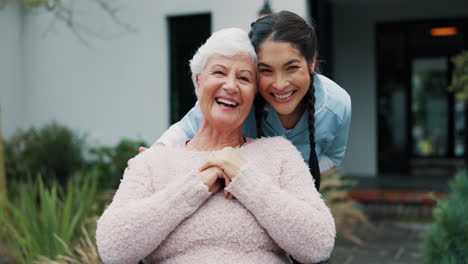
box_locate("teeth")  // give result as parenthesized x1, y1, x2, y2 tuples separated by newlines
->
(273, 91, 293, 99)
(216, 98, 238, 106)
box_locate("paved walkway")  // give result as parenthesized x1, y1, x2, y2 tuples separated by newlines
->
(330, 220, 431, 264)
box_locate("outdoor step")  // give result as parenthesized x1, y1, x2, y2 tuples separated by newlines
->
(348, 189, 447, 218)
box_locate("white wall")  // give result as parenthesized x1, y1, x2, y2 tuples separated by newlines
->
(0, 3, 23, 138)
(6, 0, 468, 176)
(16, 0, 306, 146)
(334, 0, 468, 176)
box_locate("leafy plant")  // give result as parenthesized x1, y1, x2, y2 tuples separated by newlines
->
(89, 138, 147, 189)
(449, 51, 468, 101)
(0, 108, 6, 198)
(0, 0, 136, 45)
(35, 226, 102, 264)
(4, 122, 86, 187)
(422, 170, 468, 264)
(0, 171, 99, 264)
(320, 167, 372, 245)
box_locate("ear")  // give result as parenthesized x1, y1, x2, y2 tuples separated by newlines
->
(194, 75, 201, 97)
(309, 54, 317, 75)
(195, 74, 201, 90)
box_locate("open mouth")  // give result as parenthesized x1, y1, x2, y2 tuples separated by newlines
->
(215, 97, 239, 108)
(272, 91, 296, 100)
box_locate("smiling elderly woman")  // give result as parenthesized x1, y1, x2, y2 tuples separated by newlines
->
(96, 28, 335, 264)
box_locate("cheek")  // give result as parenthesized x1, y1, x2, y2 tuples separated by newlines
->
(257, 77, 270, 94)
(242, 85, 256, 103)
(296, 71, 311, 89)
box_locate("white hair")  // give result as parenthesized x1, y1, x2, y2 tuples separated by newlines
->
(189, 27, 257, 94)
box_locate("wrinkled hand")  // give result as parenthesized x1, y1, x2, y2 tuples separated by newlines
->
(198, 166, 230, 194)
(199, 147, 246, 178)
(199, 147, 246, 200)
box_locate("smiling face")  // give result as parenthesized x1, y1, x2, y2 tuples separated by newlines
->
(196, 54, 256, 130)
(257, 40, 315, 126)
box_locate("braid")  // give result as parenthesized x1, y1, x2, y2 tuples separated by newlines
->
(254, 94, 266, 137)
(307, 74, 321, 190)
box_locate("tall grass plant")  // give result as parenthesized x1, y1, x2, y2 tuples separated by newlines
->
(0, 172, 99, 263)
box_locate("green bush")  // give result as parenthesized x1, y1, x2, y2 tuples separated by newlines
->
(4, 122, 86, 186)
(422, 170, 468, 264)
(3, 122, 147, 191)
(89, 138, 147, 189)
(0, 171, 99, 264)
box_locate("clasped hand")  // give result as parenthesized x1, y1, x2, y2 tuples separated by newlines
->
(132, 146, 245, 200)
(198, 147, 246, 200)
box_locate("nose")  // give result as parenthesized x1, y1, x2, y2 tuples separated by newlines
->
(272, 74, 290, 91)
(222, 75, 238, 94)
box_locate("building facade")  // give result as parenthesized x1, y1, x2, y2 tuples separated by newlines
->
(1, 0, 468, 181)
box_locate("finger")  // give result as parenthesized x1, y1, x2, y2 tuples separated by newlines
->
(139, 146, 148, 153)
(224, 174, 231, 186)
(199, 161, 221, 172)
(209, 180, 222, 193)
(223, 191, 234, 200)
(223, 175, 232, 199)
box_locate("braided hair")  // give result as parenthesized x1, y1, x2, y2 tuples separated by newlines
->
(249, 11, 321, 190)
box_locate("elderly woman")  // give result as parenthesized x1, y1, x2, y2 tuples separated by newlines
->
(96, 28, 335, 264)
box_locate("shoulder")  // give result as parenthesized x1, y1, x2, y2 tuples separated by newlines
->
(316, 74, 351, 122)
(129, 145, 185, 170)
(246, 136, 301, 158)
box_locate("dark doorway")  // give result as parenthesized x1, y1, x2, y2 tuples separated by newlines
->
(168, 14, 211, 124)
(377, 17, 468, 177)
(308, 0, 334, 77)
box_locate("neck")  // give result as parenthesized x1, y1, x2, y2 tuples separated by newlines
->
(278, 103, 306, 130)
(187, 120, 245, 151)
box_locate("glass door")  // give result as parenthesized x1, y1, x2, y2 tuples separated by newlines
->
(411, 57, 449, 157)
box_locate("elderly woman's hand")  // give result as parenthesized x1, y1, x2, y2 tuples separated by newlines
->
(199, 147, 246, 180)
(198, 166, 229, 193)
(199, 147, 246, 200)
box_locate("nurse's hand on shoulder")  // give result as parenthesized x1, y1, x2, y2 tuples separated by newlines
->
(126, 144, 161, 168)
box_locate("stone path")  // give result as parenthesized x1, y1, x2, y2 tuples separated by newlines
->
(329, 220, 431, 264)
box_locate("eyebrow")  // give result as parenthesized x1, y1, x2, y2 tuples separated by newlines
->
(211, 64, 227, 70)
(284, 59, 301, 66)
(258, 59, 301, 68)
(239, 69, 254, 77)
(211, 64, 253, 77)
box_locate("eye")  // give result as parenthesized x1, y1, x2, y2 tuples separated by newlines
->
(259, 68, 272, 73)
(287, 65, 300, 71)
(238, 76, 251, 83)
(213, 70, 226, 76)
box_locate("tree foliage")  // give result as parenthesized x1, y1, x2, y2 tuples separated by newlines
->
(0, 0, 136, 45)
(422, 170, 468, 264)
(449, 51, 468, 101)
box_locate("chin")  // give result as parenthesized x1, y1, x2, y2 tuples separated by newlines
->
(269, 104, 295, 116)
(211, 117, 241, 128)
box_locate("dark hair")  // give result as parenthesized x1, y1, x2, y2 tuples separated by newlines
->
(249, 11, 321, 191)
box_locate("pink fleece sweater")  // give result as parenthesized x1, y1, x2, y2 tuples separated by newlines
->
(96, 136, 335, 264)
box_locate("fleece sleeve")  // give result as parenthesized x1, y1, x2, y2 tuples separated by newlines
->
(96, 151, 211, 264)
(225, 139, 336, 264)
